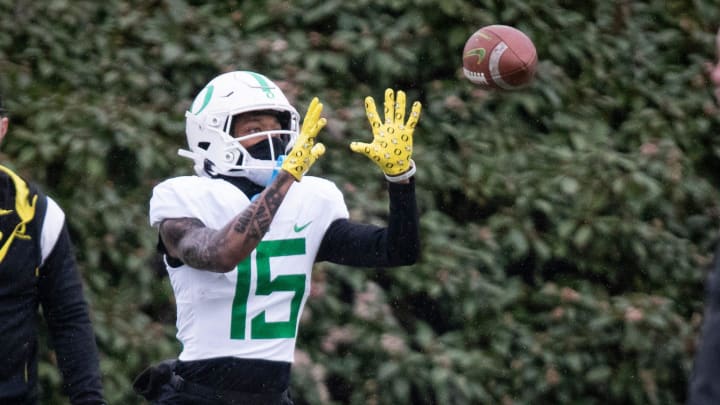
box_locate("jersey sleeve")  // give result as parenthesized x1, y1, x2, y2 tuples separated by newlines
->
(40, 197, 65, 266)
(149, 178, 195, 227)
(149, 177, 250, 229)
(314, 177, 350, 227)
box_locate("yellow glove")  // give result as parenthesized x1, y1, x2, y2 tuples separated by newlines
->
(350, 88, 422, 181)
(282, 97, 327, 181)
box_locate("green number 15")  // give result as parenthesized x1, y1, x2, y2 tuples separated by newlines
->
(230, 238, 306, 340)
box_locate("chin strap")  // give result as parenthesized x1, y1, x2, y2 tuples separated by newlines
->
(266, 155, 285, 186)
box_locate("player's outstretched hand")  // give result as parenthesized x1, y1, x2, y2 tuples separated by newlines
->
(282, 97, 327, 181)
(350, 88, 422, 181)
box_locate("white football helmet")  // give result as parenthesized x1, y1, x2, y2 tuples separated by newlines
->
(180, 71, 300, 184)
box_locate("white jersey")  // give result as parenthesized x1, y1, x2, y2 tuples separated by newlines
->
(149, 175, 349, 363)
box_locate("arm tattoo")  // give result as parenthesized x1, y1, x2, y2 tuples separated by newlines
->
(232, 173, 291, 241)
(160, 217, 224, 270)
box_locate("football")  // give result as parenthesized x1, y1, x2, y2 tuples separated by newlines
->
(462, 25, 537, 90)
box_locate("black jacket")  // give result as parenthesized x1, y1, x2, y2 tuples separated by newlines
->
(0, 164, 105, 404)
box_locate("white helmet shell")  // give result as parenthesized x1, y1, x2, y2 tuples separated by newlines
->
(181, 71, 300, 180)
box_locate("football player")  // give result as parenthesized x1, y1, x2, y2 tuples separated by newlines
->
(133, 71, 421, 404)
(0, 95, 106, 404)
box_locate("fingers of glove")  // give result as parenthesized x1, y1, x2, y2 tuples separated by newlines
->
(394, 90, 407, 125)
(311, 143, 326, 159)
(364, 96, 381, 136)
(384, 88, 395, 124)
(301, 98, 323, 135)
(305, 117, 327, 139)
(349, 141, 372, 156)
(406, 101, 422, 130)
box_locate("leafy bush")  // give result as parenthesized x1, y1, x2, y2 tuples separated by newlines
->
(1, 0, 719, 403)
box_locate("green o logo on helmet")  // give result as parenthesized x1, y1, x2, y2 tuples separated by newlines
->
(191, 85, 215, 115)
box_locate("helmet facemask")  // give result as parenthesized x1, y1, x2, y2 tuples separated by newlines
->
(227, 113, 297, 186)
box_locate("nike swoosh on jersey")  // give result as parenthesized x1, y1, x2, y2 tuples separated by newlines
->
(293, 221, 312, 232)
(0, 209, 13, 216)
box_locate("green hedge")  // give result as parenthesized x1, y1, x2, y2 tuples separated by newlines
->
(1, 0, 720, 403)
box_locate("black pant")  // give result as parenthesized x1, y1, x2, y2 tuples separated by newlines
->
(152, 375, 293, 405)
(134, 358, 293, 405)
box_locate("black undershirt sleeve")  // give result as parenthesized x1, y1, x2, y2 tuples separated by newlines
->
(315, 179, 419, 267)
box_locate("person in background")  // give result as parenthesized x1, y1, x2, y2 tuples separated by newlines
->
(0, 95, 106, 404)
(687, 27, 720, 405)
(133, 70, 422, 404)
(707, 28, 720, 106)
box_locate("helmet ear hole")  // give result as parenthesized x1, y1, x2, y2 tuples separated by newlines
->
(198, 142, 210, 150)
(203, 159, 216, 176)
